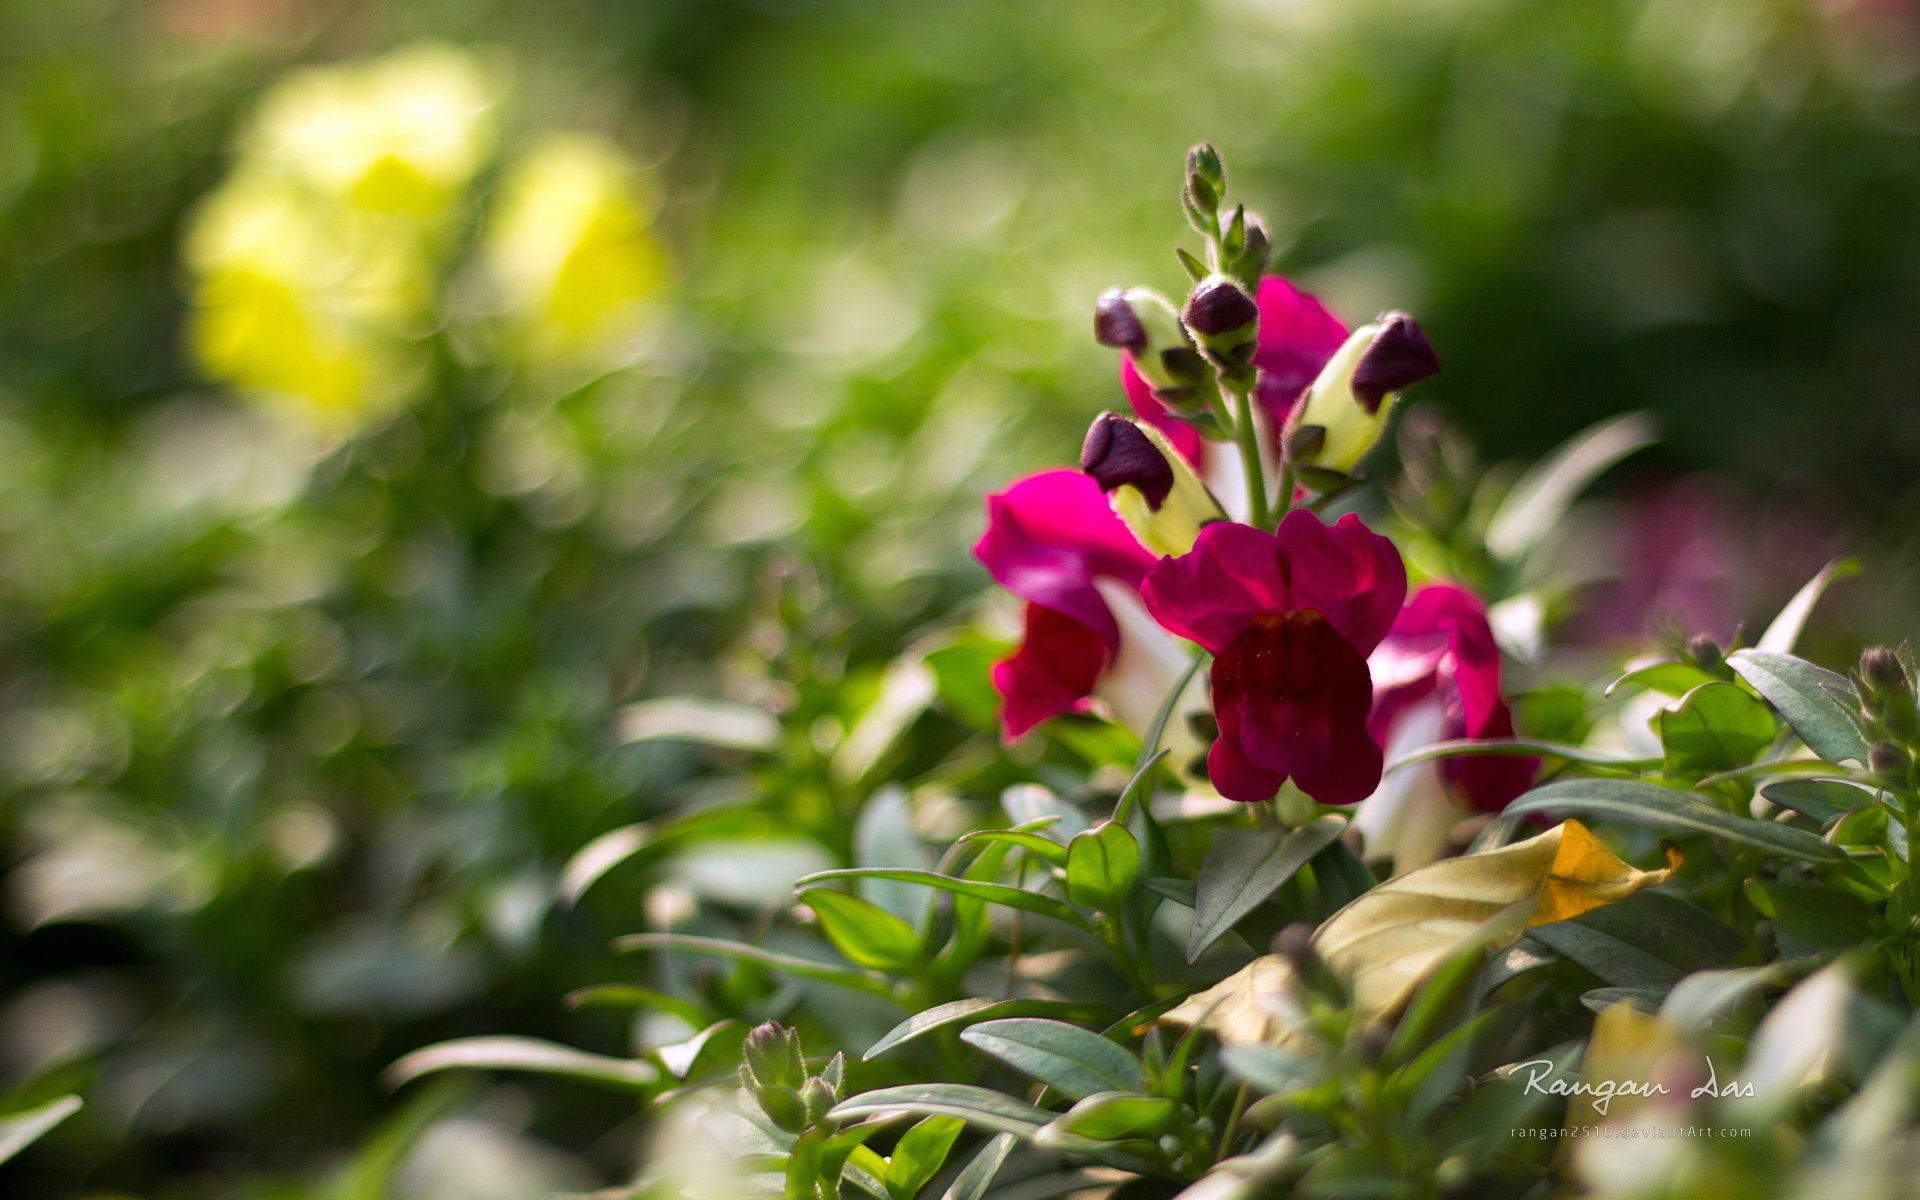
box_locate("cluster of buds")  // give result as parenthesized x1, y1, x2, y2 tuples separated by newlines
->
(1857, 646, 1920, 789)
(741, 1021, 841, 1135)
(1094, 142, 1442, 511)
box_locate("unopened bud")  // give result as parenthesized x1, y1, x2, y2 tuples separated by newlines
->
(1869, 741, 1909, 777)
(1351, 314, 1440, 414)
(1093, 290, 1148, 352)
(1285, 313, 1439, 474)
(743, 1021, 806, 1092)
(799, 1076, 837, 1128)
(1228, 212, 1272, 292)
(1861, 647, 1906, 698)
(746, 1078, 809, 1133)
(1185, 142, 1225, 226)
(1081, 412, 1224, 556)
(1097, 287, 1207, 407)
(1183, 275, 1259, 370)
(1274, 921, 1343, 1003)
(1685, 634, 1723, 672)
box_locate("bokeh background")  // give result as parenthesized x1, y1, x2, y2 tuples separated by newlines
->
(4, 0, 1920, 1194)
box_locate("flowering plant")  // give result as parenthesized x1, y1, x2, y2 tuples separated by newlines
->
(385, 146, 1920, 1200)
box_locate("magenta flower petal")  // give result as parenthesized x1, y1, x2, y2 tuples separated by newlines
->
(993, 603, 1110, 739)
(1210, 611, 1381, 805)
(1141, 515, 1405, 805)
(1251, 276, 1350, 427)
(975, 470, 1158, 645)
(1368, 583, 1536, 812)
(1139, 512, 1405, 656)
(1120, 357, 1207, 465)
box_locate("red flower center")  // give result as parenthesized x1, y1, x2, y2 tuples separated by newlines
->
(1218, 610, 1345, 701)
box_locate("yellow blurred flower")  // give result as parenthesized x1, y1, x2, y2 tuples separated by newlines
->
(243, 43, 497, 217)
(183, 44, 497, 432)
(482, 132, 666, 362)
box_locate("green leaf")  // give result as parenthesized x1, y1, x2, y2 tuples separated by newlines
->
(799, 868, 1092, 931)
(1656, 681, 1777, 773)
(1749, 878, 1879, 958)
(1001, 785, 1089, 844)
(1220, 1045, 1316, 1094)
(1485, 411, 1657, 563)
(0, 1095, 81, 1167)
(856, 786, 935, 928)
(1036, 1091, 1177, 1142)
(385, 1036, 657, 1092)
(957, 828, 1068, 867)
(1064, 821, 1140, 912)
(652, 1019, 741, 1080)
(801, 888, 926, 972)
(1387, 738, 1657, 774)
(863, 998, 1118, 1061)
(1504, 779, 1842, 863)
(1606, 660, 1718, 699)
(1757, 557, 1857, 654)
(1526, 890, 1744, 991)
(618, 933, 901, 1003)
(940, 1132, 1015, 1200)
(829, 1084, 1051, 1136)
(1187, 816, 1344, 962)
(1727, 649, 1869, 766)
(1761, 778, 1872, 828)
(884, 1115, 965, 1200)
(960, 1018, 1147, 1100)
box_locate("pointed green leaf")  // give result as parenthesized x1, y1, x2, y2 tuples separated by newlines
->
(0, 1095, 81, 1166)
(385, 1036, 657, 1092)
(799, 868, 1091, 931)
(1728, 650, 1868, 766)
(864, 998, 1118, 1061)
(1036, 1091, 1177, 1142)
(959, 1018, 1146, 1100)
(801, 888, 926, 972)
(884, 1116, 965, 1200)
(1187, 816, 1343, 962)
(1065, 821, 1140, 912)
(1504, 779, 1842, 863)
(1656, 681, 1777, 773)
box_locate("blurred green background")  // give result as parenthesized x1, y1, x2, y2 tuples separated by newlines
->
(4, 0, 1920, 1194)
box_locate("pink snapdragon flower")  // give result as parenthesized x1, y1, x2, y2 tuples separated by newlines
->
(1121, 276, 1349, 468)
(1139, 512, 1406, 805)
(1352, 583, 1537, 870)
(974, 470, 1190, 740)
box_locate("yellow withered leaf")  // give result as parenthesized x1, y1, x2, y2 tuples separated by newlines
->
(1160, 955, 1302, 1047)
(1167, 821, 1677, 1043)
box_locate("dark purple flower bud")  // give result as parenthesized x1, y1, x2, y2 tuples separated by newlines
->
(1861, 647, 1907, 697)
(1093, 289, 1148, 351)
(1351, 313, 1440, 414)
(1081, 412, 1175, 509)
(1183, 276, 1259, 338)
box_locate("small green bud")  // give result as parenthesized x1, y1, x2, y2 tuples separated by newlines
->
(1861, 646, 1907, 698)
(747, 1077, 810, 1133)
(799, 1076, 837, 1128)
(742, 1020, 806, 1092)
(1185, 142, 1225, 229)
(1228, 212, 1271, 292)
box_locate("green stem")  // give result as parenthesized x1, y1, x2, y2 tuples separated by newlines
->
(1229, 381, 1271, 530)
